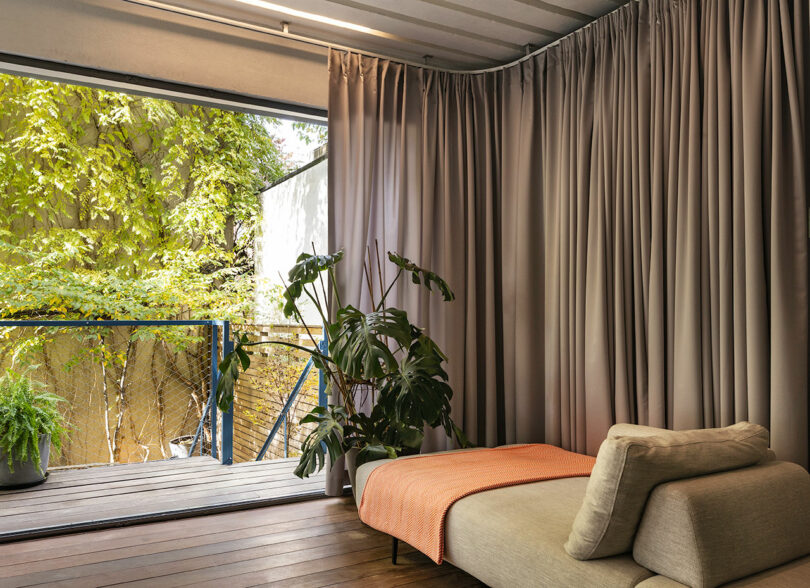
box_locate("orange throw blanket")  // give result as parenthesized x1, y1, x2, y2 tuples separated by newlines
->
(358, 444, 596, 564)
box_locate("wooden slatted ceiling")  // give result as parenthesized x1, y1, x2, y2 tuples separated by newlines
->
(173, 0, 631, 69)
(0, 497, 484, 586)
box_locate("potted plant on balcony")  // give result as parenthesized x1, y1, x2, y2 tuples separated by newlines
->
(0, 371, 67, 488)
(216, 248, 468, 486)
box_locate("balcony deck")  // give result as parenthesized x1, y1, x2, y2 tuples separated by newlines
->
(0, 456, 325, 542)
(0, 496, 482, 587)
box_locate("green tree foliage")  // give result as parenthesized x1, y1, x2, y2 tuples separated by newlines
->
(0, 74, 311, 464)
(0, 73, 289, 320)
(292, 121, 328, 148)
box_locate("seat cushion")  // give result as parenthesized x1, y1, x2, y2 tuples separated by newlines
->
(636, 556, 810, 587)
(355, 452, 652, 588)
(633, 461, 810, 588)
(443, 478, 653, 588)
(354, 457, 391, 508)
(565, 421, 770, 560)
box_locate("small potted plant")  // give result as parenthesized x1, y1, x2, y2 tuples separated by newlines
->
(0, 371, 67, 488)
(217, 248, 469, 488)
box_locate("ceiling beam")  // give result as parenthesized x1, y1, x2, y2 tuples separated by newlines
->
(322, 0, 525, 52)
(414, 0, 558, 39)
(511, 0, 593, 22)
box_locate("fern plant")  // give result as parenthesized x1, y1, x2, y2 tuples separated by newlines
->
(0, 371, 67, 474)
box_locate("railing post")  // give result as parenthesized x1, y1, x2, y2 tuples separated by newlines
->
(318, 330, 328, 408)
(221, 320, 234, 465)
(283, 414, 288, 458)
(255, 357, 313, 461)
(210, 323, 218, 459)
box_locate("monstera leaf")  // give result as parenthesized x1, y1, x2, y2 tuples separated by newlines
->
(216, 333, 251, 411)
(377, 335, 453, 430)
(282, 250, 344, 318)
(294, 405, 348, 479)
(343, 408, 422, 467)
(387, 252, 455, 302)
(328, 306, 413, 379)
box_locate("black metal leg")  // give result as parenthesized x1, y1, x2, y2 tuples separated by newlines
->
(391, 536, 399, 565)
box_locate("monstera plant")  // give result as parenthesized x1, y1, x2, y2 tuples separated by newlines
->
(216, 248, 467, 478)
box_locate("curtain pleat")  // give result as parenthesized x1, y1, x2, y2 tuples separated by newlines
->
(327, 0, 809, 495)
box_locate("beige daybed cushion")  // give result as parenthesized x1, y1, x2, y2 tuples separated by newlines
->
(565, 422, 770, 560)
(633, 461, 810, 588)
(355, 452, 653, 588)
(636, 555, 810, 587)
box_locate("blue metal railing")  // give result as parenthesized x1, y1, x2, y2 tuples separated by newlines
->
(0, 319, 233, 465)
(1, 319, 331, 466)
(221, 322, 235, 464)
(256, 335, 328, 461)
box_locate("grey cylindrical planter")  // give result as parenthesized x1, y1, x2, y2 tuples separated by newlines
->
(0, 434, 50, 489)
(345, 447, 359, 495)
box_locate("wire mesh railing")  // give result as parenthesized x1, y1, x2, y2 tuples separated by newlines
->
(231, 324, 324, 463)
(0, 320, 226, 467)
(0, 319, 328, 470)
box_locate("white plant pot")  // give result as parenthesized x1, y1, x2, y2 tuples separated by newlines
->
(169, 435, 195, 458)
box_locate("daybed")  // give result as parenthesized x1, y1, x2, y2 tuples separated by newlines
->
(354, 423, 810, 588)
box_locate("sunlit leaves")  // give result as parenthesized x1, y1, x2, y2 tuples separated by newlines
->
(0, 73, 294, 322)
(282, 251, 344, 318)
(215, 333, 251, 411)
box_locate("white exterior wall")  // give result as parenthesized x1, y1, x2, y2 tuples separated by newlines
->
(255, 158, 328, 324)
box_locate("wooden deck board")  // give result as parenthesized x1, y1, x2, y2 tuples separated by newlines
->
(0, 497, 482, 587)
(0, 457, 325, 542)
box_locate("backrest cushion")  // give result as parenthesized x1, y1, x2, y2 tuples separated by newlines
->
(564, 421, 770, 560)
(633, 461, 810, 588)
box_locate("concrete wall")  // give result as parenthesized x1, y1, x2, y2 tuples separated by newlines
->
(0, 0, 328, 111)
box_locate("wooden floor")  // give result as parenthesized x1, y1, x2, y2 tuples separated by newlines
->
(0, 496, 483, 587)
(0, 457, 325, 542)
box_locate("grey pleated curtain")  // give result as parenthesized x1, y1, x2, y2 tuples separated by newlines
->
(326, 0, 809, 497)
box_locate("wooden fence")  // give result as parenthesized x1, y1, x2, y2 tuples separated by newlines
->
(231, 324, 322, 463)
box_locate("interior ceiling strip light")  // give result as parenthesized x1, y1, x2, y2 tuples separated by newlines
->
(232, 0, 390, 38)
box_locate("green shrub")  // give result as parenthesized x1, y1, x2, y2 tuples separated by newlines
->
(0, 371, 67, 473)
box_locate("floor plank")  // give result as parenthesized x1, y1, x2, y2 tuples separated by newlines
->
(0, 457, 325, 542)
(0, 497, 483, 588)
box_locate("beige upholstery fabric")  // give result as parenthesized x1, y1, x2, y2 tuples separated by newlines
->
(607, 424, 673, 438)
(633, 462, 810, 588)
(565, 422, 770, 560)
(354, 458, 389, 508)
(610, 424, 777, 464)
(722, 556, 810, 587)
(636, 577, 689, 588)
(355, 453, 651, 587)
(637, 557, 810, 587)
(443, 478, 652, 588)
